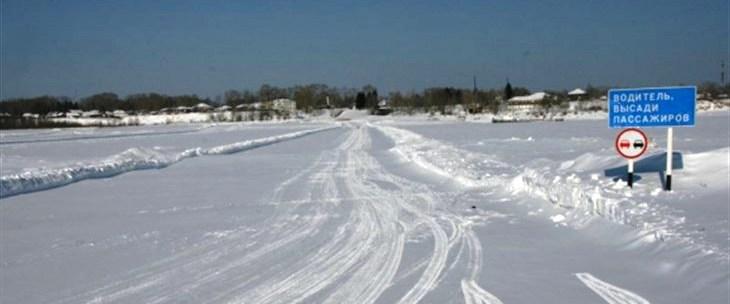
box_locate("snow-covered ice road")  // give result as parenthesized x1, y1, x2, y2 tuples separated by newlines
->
(1, 122, 727, 303)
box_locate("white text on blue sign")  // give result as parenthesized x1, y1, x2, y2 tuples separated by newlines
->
(608, 86, 696, 128)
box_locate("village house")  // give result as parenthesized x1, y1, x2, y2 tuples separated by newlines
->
(215, 105, 231, 112)
(82, 110, 102, 118)
(66, 109, 83, 118)
(176, 106, 193, 113)
(506, 92, 548, 113)
(271, 98, 296, 115)
(568, 88, 586, 101)
(375, 99, 392, 115)
(567, 88, 586, 112)
(194, 103, 212, 112)
(579, 98, 608, 111)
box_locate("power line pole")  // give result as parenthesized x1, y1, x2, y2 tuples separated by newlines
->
(473, 75, 477, 93)
(722, 61, 726, 85)
(473, 75, 478, 113)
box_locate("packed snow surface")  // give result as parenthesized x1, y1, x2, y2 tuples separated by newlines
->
(1, 112, 728, 303)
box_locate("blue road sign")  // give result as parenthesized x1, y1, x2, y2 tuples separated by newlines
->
(608, 86, 696, 128)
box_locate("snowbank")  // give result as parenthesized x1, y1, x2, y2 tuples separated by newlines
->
(374, 124, 512, 187)
(375, 123, 729, 261)
(509, 148, 730, 260)
(335, 110, 369, 121)
(49, 112, 306, 127)
(0, 125, 339, 198)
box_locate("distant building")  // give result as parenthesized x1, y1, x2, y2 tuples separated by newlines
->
(82, 110, 102, 118)
(443, 104, 466, 115)
(67, 110, 82, 118)
(272, 98, 296, 114)
(46, 112, 65, 118)
(195, 103, 213, 112)
(375, 99, 392, 115)
(578, 99, 607, 111)
(112, 110, 128, 118)
(176, 106, 193, 113)
(568, 88, 586, 101)
(216, 105, 231, 112)
(507, 92, 548, 113)
(234, 104, 250, 111)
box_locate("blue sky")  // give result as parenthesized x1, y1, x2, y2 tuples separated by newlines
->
(1, 0, 728, 99)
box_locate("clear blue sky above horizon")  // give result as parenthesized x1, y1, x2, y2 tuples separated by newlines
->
(1, 0, 728, 100)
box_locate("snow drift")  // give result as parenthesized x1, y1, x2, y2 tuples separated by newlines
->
(374, 124, 512, 187)
(0, 125, 338, 198)
(375, 123, 729, 261)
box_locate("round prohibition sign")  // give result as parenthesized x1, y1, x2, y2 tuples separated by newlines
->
(615, 128, 648, 159)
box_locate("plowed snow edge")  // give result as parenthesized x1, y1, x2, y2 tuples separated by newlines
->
(0, 125, 339, 199)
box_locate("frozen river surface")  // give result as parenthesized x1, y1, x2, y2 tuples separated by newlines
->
(1, 114, 728, 303)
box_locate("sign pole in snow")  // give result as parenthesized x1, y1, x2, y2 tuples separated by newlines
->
(627, 158, 634, 188)
(666, 127, 673, 191)
(609, 86, 696, 191)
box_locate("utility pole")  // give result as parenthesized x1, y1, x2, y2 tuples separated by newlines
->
(722, 61, 726, 85)
(471, 75, 478, 115)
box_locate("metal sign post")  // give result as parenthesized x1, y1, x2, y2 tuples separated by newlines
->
(627, 158, 635, 188)
(666, 127, 673, 190)
(608, 86, 696, 191)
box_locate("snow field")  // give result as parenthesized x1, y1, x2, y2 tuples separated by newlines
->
(1, 113, 727, 303)
(37, 123, 505, 303)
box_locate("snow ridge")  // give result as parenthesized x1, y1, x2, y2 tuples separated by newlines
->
(374, 124, 511, 188)
(508, 150, 729, 261)
(375, 124, 728, 261)
(0, 126, 208, 145)
(0, 125, 338, 198)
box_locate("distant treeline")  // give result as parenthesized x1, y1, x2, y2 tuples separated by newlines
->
(2, 82, 728, 117)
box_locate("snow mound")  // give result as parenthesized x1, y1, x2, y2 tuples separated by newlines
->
(376, 123, 729, 261)
(510, 148, 730, 260)
(374, 124, 512, 187)
(336, 110, 369, 121)
(0, 125, 338, 198)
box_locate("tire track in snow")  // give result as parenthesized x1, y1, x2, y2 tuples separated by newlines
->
(218, 124, 367, 303)
(141, 128, 357, 304)
(461, 279, 504, 304)
(348, 131, 450, 304)
(323, 126, 407, 304)
(459, 221, 503, 304)
(51, 129, 350, 304)
(142, 131, 353, 303)
(326, 124, 501, 304)
(229, 124, 406, 304)
(371, 123, 505, 303)
(52, 123, 506, 303)
(576, 273, 651, 304)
